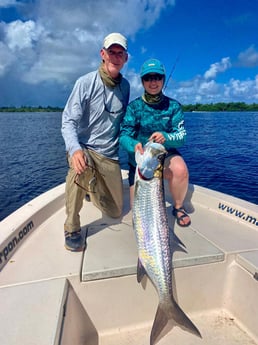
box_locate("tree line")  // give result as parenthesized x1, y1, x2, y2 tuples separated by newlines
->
(0, 106, 63, 112)
(182, 102, 258, 112)
(1, 102, 258, 112)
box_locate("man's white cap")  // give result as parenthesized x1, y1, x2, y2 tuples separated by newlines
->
(103, 33, 127, 51)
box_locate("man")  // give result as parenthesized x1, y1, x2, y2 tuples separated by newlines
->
(61, 33, 130, 251)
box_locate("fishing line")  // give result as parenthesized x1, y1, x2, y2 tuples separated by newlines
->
(164, 54, 180, 91)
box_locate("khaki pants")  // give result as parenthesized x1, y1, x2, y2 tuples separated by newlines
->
(64, 149, 123, 232)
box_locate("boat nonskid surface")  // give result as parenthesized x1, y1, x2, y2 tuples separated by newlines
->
(0, 171, 258, 344)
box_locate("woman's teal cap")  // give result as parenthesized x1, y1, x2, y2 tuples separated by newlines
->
(140, 59, 166, 77)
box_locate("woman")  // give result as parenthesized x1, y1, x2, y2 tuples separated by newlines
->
(120, 58, 191, 227)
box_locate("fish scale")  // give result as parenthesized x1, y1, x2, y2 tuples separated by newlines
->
(132, 141, 201, 345)
(134, 171, 172, 302)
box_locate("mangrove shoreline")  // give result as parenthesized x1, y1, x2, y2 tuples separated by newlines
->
(1, 102, 258, 113)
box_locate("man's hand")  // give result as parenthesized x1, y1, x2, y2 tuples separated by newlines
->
(72, 149, 87, 174)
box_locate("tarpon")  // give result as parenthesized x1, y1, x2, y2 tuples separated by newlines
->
(132, 141, 201, 344)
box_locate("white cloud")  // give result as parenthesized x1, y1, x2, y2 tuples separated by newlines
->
(172, 55, 256, 103)
(0, 0, 18, 7)
(199, 80, 218, 94)
(168, 70, 258, 105)
(204, 57, 232, 80)
(237, 45, 258, 67)
(255, 75, 258, 92)
(35, 0, 175, 37)
(5, 20, 44, 51)
(0, 0, 257, 106)
(227, 77, 258, 100)
(0, 0, 177, 105)
(0, 0, 176, 86)
(127, 70, 144, 99)
(0, 42, 15, 76)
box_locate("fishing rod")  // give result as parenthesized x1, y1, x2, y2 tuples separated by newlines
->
(164, 54, 180, 91)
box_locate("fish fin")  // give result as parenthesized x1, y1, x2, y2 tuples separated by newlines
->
(137, 258, 146, 283)
(150, 301, 201, 345)
(172, 300, 202, 338)
(170, 231, 187, 253)
(150, 304, 169, 345)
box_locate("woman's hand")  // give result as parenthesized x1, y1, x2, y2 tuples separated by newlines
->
(149, 132, 165, 144)
(134, 142, 144, 154)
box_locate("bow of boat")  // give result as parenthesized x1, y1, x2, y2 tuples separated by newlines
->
(0, 170, 257, 345)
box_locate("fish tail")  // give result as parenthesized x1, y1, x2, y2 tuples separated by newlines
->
(150, 300, 201, 345)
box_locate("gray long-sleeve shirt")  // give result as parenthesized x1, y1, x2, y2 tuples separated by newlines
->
(61, 70, 130, 160)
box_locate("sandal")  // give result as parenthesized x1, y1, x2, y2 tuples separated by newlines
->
(172, 207, 191, 227)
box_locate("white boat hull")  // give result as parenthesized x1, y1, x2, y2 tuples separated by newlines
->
(0, 170, 258, 345)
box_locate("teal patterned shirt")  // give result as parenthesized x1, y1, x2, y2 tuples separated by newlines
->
(120, 95, 186, 166)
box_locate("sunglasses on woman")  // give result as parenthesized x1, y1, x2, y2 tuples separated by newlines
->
(142, 74, 164, 82)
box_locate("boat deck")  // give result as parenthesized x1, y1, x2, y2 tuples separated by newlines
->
(0, 174, 258, 345)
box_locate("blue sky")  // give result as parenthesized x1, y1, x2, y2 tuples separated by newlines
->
(0, 0, 258, 106)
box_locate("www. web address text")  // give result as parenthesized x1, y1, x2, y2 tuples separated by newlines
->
(218, 203, 258, 226)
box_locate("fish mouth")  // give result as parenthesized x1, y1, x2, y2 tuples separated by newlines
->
(137, 164, 161, 180)
(136, 142, 167, 180)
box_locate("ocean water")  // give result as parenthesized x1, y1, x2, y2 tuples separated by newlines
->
(0, 111, 257, 221)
